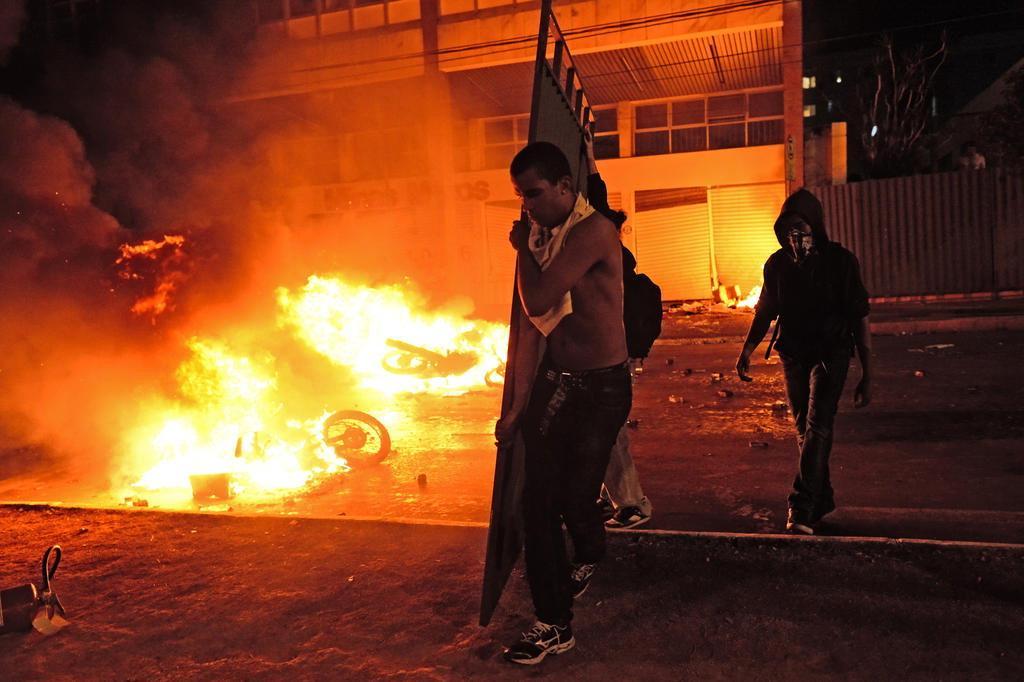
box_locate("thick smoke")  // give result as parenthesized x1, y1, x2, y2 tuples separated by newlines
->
(0, 94, 129, 490)
(0, 1, 281, 492)
(0, 1, 478, 499)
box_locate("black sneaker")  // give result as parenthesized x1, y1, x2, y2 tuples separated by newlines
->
(605, 505, 651, 529)
(570, 562, 596, 598)
(786, 508, 814, 535)
(503, 621, 575, 665)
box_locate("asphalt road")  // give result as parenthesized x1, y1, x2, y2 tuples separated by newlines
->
(1, 507, 1021, 680)
(2, 315, 1023, 545)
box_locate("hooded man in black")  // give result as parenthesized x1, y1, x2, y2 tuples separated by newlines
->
(735, 188, 872, 535)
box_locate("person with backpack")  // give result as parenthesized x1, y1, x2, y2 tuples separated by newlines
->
(584, 130, 660, 530)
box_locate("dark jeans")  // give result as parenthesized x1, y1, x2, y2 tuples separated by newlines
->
(520, 359, 632, 625)
(780, 348, 851, 521)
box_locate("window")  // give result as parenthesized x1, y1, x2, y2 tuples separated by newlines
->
(803, 104, 816, 118)
(258, 0, 413, 28)
(709, 123, 745, 150)
(290, 0, 317, 17)
(482, 114, 529, 169)
(747, 119, 784, 146)
(748, 91, 783, 118)
(746, 90, 784, 146)
(633, 89, 783, 156)
(634, 101, 705, 156)
(802, 75, 816, 89)
(592, 107, 620, 159)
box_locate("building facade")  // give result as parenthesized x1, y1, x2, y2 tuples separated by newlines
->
(235, 0, 804, 313)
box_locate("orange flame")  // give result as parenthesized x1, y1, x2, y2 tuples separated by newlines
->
(116, 234, 188, 322)
(116, 234, 186, 263)
(736, 285, 762, 309)
(121, 274, 508, 507)
(277, 275, 509, 396)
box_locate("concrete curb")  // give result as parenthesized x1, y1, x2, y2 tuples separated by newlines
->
(6, 502, 1022, 552)
(869, 314, 1024, 335)
(656, 314, 1024, 345)
(613, 526, 1024, 551)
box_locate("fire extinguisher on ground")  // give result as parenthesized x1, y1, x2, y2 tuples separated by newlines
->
(0, 545, 68, 636)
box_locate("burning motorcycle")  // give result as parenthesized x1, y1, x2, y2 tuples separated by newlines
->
(321, 409, 391, 466)
(382, 337, 504, 387)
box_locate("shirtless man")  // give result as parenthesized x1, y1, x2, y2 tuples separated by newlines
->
(496, 142, 630, 665)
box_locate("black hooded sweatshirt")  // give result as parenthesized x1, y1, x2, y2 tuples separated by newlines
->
(745, 188, 870, 362)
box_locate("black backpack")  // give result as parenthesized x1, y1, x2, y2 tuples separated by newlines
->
(623, 271, 663, 359)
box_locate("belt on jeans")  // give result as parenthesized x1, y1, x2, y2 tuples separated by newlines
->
(537, 361, 627, 435)
(542, 360, 628, 384)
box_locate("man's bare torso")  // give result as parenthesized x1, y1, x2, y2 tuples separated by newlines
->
(546, 213, 627, 370)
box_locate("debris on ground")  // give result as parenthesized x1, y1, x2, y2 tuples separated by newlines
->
(123, 496, 149, 508)
(717, 389, 734, 398)
(925, 343, 955, 350)
(711, 372, 723, 382)
(667, 301, 708, 315)
(189, 473, 232, 501)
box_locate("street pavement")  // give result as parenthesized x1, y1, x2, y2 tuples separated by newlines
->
(631, 312, 1024, 544)
(2, 298, 1023, 546)
(1, 507, 1020, 679)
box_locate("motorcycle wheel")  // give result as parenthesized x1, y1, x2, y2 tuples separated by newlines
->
(322, 410, 391, 466)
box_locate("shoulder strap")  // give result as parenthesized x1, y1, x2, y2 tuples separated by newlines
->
(764, 318, 780, 360)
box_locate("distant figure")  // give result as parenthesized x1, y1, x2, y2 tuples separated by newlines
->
(735, 189, 872, 536)
(958, 141, 986, 171)
(496, 141, 629, 665)
(583, 129, 657, 529)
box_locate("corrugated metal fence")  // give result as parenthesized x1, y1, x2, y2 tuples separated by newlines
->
(813, 169, 1024, 297)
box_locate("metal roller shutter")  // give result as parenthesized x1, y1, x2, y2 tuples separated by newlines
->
(709, 183, 786, 293)
(634, 203, 712, 301)
(484, 202, 520, 308)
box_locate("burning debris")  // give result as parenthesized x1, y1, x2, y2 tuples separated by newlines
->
(321, 410, 391, 466)
(382, 339, 479, 379)
(277, 276, 508, 396)
(189, 473, 232, 501)
(715, 284, 762, 310)
(116, 275, 507, 509)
